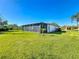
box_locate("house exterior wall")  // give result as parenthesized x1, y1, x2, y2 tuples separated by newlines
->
(23, 25, 40, 32)
(22, 23, 59, 33)
(47, 24, 58, 32)
(32, 25, 40, 32)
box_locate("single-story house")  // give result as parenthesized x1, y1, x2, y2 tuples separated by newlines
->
(22, 22, 60, 33)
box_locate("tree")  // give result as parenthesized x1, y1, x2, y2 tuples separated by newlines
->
(12, 24, 18, 30)
(51, 23, 60, 27)
(3, 20, 8, 25)
(71, 12, 79, 30)
(0, 17, 3, 25)
(8, 24, 19, 30)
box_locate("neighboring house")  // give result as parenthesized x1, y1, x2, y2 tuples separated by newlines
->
(22, 22, 60, 33)
(61, 26, 78, 31)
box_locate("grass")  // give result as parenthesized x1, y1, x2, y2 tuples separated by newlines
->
(0, 31, 79, 59)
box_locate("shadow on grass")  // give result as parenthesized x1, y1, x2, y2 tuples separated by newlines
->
(47, 31, 66, 35)
(0, 30, 13, 34)
(0, 30, 18, 35)
(0, 31, 7, 34)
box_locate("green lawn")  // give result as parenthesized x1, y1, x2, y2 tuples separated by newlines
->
(0, 31, 79, 59)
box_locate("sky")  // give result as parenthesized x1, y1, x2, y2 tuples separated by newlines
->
(0, 0, 79, 26)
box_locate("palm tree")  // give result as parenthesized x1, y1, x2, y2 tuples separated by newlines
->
(71, 13, 79, 30)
